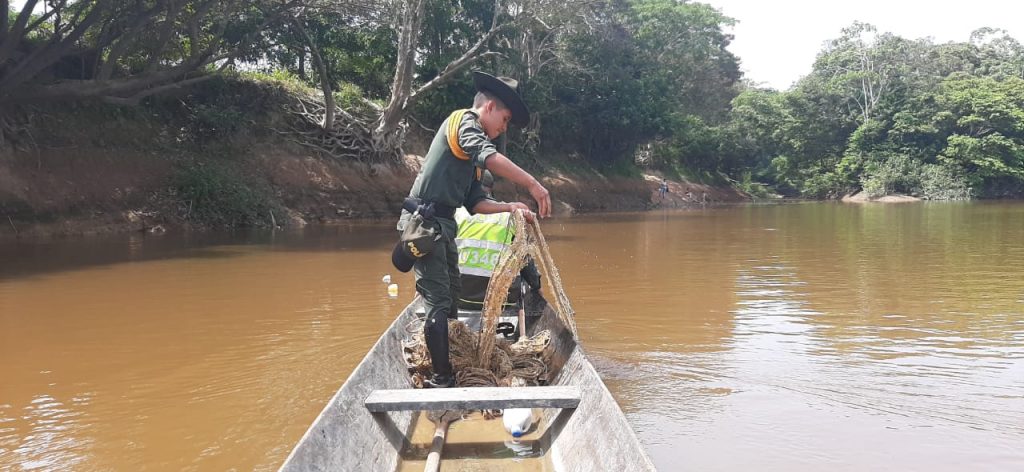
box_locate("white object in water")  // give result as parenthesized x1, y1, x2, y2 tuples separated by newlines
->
(502, 408, 534, 438)
(387, 283, 399, 298)
(382, 274, 392, 284)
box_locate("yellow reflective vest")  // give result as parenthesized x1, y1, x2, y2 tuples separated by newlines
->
(454, 207, 514, 277)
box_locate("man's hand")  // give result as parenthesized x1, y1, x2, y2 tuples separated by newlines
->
(483, 154, 552, 218)
(507, 202, 536, 223)
(528, 181, 551, 218)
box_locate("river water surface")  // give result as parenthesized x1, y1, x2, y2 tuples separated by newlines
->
(1, 202, 1023, 471)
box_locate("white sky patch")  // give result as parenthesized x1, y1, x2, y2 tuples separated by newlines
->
(700, 0, 1024, 90)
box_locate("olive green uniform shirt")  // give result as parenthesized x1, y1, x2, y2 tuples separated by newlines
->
(408, 110, 496, 213)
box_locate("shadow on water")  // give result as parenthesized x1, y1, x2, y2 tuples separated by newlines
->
(0, 219, 586, 281)
(0, 224, 398, 281)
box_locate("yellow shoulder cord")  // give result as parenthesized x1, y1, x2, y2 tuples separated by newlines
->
(446, 109, 482, 181)
(446, 109, 470, 161)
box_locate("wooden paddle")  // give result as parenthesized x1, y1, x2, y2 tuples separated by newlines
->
(424, 410, 460, 472)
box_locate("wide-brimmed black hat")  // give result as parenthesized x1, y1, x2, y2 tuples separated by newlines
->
(391, 240, 416, 273)
(472, 71, 529, 126)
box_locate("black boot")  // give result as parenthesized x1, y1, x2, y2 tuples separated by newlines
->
(423, 374, 455, 388)
(424, 309, 454, 387)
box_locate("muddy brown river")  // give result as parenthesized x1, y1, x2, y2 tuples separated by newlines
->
(1, 202, 1022, 471)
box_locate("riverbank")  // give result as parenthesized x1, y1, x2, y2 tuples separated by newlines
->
(0, 76, 748, 240)
(0, 101, 745, 240)
(841, 191, 922, 203)
(0, 146, 744, 240)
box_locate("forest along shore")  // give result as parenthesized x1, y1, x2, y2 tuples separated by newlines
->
(3, 0, 1024, 240)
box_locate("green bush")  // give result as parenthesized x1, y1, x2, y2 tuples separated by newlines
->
(801, 170, 848, 198)
(174, 161, 277, 227)
(192, 103, 244, 139)
(335, 82, 365, 109)
(919, 164, 972, 200)
(861, 154, 922, 197)
(736, 171, 773, 199)
(240, 69, 315, 96)
(800, 158, 858, 198)
(860, 154, 972, 200)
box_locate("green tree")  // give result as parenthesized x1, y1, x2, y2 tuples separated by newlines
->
(0, 0, 310, 104)
(936, 76, 1024, 192)
(971, 27, 1024, 80)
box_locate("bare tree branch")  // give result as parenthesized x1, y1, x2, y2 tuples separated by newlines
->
(376, 0, 524, 142)
(53, 0, 88, 38)
(374, 0, 426, 138)
(0, 2, 106, 91)
(103, 55, 238, 106)
(409, 50, 501, 104)
(23, 1, 57, 35)
(23, 0, 67, 38)
(0, 0, 40, 66)
(414, 3, 511, 97)
(97, 1, 169, 80)
(0, 0, 307, 103)
(142, 0, 186, 72)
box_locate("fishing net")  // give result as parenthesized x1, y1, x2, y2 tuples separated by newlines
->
(402, 212, 577, 402)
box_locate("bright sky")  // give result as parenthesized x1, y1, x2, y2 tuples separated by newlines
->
(701, 0, 1024, 90)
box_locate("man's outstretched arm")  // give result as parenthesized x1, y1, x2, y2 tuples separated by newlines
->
(471, 200, 536, 223)
(484, 153, 551, 218)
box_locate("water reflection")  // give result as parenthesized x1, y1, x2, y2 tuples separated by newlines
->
(0, 225, 411, 470)
(3, 393, 92, 470)
(553, 203, 1024, 471)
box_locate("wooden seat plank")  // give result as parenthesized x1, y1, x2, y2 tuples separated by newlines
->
(365, 386, 581, 412)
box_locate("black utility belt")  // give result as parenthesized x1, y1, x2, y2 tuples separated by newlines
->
(402, 197, 457, 220)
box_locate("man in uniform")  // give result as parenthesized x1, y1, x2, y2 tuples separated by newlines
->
(392, 71, 551, 388)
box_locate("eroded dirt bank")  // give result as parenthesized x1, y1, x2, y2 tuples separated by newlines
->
(0, 143, 746, 240)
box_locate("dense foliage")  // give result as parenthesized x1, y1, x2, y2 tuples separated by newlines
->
(723, 24, 1024, 199)
(5, 1, 1024, 198)
(2, 0, 742, 167)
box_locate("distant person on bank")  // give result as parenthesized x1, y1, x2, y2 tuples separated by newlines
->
(391, 71, 551, 389)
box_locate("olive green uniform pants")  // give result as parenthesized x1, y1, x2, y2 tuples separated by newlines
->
(414, 217, 460, 379)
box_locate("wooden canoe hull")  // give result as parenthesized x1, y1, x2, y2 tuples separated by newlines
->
(279, 296, 656, 471)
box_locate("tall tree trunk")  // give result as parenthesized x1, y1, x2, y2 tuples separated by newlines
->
(1, 1, 10, 46)
(374, 0, 511, 150)
(374, 0, 426, 143)
(293, 19, 334, 130)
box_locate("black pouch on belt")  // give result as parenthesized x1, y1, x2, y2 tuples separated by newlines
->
(391, 204, 439, 272)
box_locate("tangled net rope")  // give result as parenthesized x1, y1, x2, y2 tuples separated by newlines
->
(403, 320, 553, 385)
(402, 212, 577, 405)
